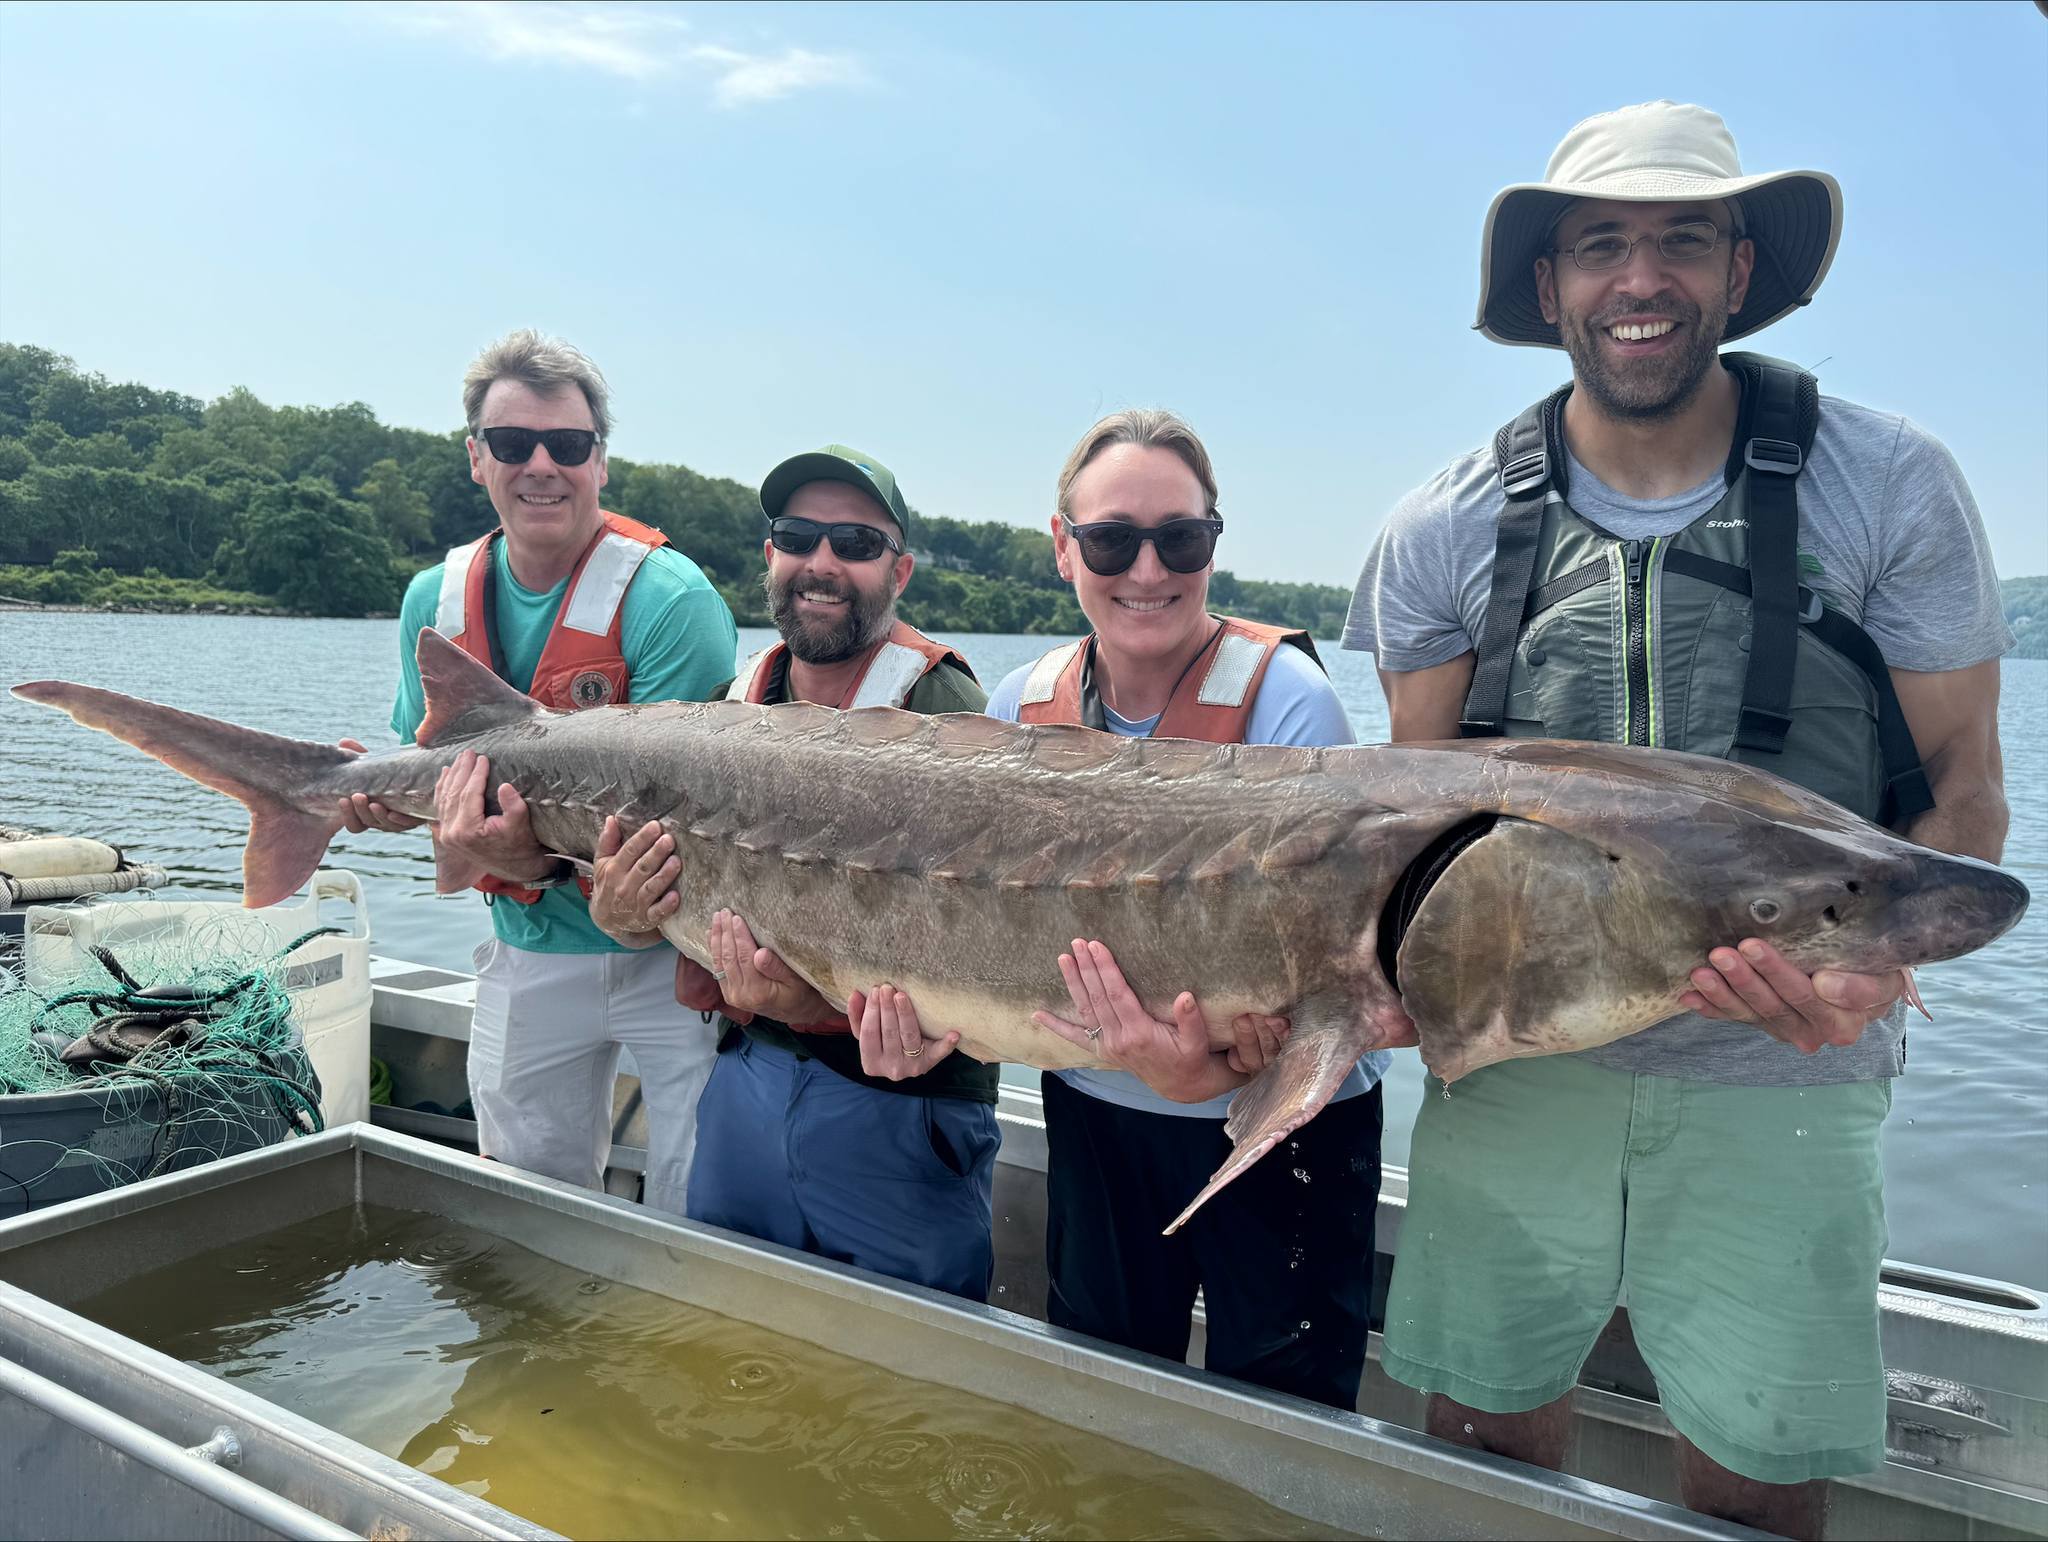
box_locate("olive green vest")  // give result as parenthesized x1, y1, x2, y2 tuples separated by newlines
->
(1496, 473, 1887, 817)
(1462, 355, 1932, 827)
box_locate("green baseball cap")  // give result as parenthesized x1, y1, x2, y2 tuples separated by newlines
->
(759, 444, 911, 539)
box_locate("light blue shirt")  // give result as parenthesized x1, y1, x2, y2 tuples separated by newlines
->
(988, 640, 1390, 1119)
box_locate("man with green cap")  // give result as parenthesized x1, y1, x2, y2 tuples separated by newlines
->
(589, 445, 1002, 1300)
(1345, 101, 2010, 1535)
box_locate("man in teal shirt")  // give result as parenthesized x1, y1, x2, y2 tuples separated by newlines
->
(349, 329, 735, 1213)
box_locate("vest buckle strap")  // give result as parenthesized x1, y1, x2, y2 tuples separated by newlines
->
(1744, 436, 1803, 475)
(1798, 585, 1823, 624)
(1735, 705, 1795, 754)
(1498, 449, 1549, 496)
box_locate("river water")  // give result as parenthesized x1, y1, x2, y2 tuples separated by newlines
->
(2, 612, 2042, 1289)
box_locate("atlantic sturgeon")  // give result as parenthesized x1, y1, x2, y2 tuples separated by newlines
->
(14, 630, 2029, 1227)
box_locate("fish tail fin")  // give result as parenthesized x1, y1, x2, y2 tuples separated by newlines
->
(1165, 996, 1376, 1235)
(11, 680, 350, 909)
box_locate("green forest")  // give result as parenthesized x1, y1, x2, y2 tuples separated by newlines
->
(4, 343, 2042, 655)
(0, 344, 1354, 636)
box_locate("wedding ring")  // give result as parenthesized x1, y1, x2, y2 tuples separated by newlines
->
(902, 1042, 924, 1059)
(1084, 1026, 1102, 1041)
(709, 969, 727, 981)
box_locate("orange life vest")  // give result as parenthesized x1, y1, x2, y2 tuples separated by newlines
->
(434, 511, 670, 902)
(1015, 616, 1318, 742)
(727, 620, 975, 708)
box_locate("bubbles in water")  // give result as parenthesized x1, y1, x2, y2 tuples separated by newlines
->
(1298, 1320, 1311, 1331)
(833, 1429, 955, 1499)
(575, 1279, 610, 1297)
(397, 1229, 498, 1272)
(715, 1349, 798, 1403)
(1795, 1128, 1807, 1137)
(1291, 1167, 1311, 1184)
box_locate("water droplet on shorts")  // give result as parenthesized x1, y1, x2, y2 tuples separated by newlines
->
(1795, 1127, 1807, 1137)
(1463, 1423, 1475, 1436)
(1298, 1320, 1312, 1331)
(1291, 1167, 1311, 1183)
(1827, 1380, 1840, 1393)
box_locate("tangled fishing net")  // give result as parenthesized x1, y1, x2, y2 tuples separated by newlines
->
(0, 906, 327, 1207)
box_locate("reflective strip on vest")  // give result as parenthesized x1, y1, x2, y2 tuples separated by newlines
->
(846, 642, 930, 709)
(1020, 642, 1081, 705)
(437, 538, 486, 639)
(727, 648, 774, 702)
(561, 532, 655, 636)
(1196, 631, 1268, 708)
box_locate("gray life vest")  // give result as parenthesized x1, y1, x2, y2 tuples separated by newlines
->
(1459, 352, 1933, 827)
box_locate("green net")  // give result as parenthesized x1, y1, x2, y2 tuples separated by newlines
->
(0, 915, 329, 1206)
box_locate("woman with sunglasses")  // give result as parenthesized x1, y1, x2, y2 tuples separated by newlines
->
(981, 409, 1389, 1412)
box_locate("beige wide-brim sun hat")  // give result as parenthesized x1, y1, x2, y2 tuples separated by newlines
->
(1476, 100, 1844, 349)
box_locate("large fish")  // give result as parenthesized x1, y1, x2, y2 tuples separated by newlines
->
(14, 631, 2028, 1227)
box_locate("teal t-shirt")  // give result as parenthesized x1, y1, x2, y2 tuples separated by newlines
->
(391, 536, 738, 953)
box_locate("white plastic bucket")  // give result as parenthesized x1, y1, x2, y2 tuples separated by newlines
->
(23, 870, 374, 1128)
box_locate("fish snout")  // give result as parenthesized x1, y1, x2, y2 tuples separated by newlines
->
(1878, 851, 2031, 969)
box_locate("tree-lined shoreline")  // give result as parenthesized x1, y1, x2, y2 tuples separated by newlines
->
(3, 343, 2042, 656)
(0, 344, 1351, 636)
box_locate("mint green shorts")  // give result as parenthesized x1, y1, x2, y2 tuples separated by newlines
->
(1382, 1055, 1891, 1485)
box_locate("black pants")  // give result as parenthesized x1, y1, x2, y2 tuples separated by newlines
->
(1041, 1072, 1381, 1411)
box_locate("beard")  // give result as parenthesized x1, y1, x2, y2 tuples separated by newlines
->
(1559, 283, 1732, 423)
(766, 569, 896, 665)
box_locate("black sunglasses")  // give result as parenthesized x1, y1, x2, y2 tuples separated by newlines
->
(479, 426, 601, 467)
(1063, 516, 1223, 576)
(768, 516, 904, 563)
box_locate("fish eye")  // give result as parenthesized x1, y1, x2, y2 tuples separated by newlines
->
(1749, 898, 1783, 925)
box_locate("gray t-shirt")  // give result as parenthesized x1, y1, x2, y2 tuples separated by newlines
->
(1344, 394, 2012, 1086)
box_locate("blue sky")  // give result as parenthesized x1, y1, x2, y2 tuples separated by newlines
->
(2, 1, 2043, 583)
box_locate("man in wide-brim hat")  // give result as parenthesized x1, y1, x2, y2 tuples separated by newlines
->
(1344, 101, 2013, 1536)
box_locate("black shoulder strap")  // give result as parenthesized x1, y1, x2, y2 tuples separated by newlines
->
(1724, 352, 1819, 756)
(1461, 387, 1569, 737)
(1804, 610, 1937, 826)
(1660, 547, 1935, 827)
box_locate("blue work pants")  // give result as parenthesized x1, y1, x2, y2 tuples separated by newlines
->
(687, 1035, 998, 1301)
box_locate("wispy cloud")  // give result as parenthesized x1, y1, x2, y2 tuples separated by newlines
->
(687, 44, 863, 108)
(379, 2, 863, 104)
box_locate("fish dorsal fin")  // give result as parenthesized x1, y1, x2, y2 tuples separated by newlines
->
(415, 628, 545, 747)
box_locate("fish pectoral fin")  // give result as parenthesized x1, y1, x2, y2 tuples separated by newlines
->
(1164, 995, 1373, 1236)
(433, 844, 492, 896)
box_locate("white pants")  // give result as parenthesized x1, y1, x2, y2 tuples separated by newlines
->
(468, 940, 717, 1214)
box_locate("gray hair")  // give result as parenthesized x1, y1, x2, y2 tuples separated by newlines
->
(462, 329, 612, 441)
(1055, 408, 1220, 520)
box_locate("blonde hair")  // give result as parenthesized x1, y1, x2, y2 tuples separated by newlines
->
(1055, 408, 1220, 520)
(462, 329, 612, 441)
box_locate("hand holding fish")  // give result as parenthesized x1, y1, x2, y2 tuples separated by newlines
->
(589, 817, 680, 946)
(709, 910, 834, 1024)
(335, 739, 423, 834)
(1681, 939, 1920, 1054)
(849, 984, 958, 1080)
(1033, 939, 1288, 1103)
(433, 750, 556, 886)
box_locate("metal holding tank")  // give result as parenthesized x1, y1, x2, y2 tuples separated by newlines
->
(0, 1125, 1770, 1541)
